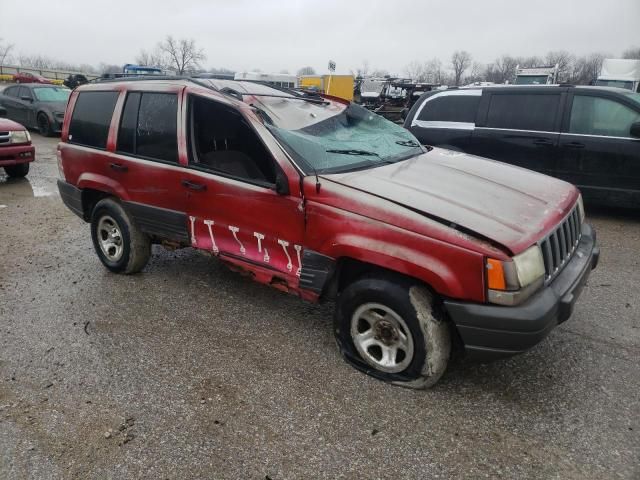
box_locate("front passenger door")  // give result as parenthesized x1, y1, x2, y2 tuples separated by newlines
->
(182, 94, 305, 287)
(559, 92, 640, 206)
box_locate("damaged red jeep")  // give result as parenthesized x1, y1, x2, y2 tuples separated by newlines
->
(57, 78, 599, 388)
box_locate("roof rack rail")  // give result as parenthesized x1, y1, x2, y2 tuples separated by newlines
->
(91, 75, 218, 92)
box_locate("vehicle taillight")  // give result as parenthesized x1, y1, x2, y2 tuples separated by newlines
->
(56, 147, 64, 179)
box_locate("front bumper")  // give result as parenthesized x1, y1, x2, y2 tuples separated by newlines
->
(445, 223, 600, 362)
(0, 144, 36, 166)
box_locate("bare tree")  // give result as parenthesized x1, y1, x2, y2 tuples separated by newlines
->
(518, 56, 543, 68)
(371, 69, 389, 77)
(623, 46, 640, 59)
(297, 66, 316, 76)
(465, 62, 485, 84)
(158, 36, 205, 75)
(424, 58, 444, 84)
(99, 63, 122, 75)
(486, 55, 519, 84)
(404, 60, 426, 82)
(451, 51, 472, 86)
(0, 38, 14, 65)
(545, 50, 574, 82)
(136, 48, 166, 68)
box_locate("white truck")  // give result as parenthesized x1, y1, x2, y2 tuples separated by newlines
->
(514, 64, 559, 85)
(595, 59, 640, 92)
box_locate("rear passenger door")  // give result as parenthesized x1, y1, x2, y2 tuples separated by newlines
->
(558, 91, 640, 206)
(407, 90, 481, 151)
(110, 90, 190, 243)
(472, 90, 564, 175)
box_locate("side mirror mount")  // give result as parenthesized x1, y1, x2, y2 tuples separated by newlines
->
(630, 121, 640, 138)
(275, 172, 290, 196)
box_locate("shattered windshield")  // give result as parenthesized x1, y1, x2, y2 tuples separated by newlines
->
(266, 103, 424, 174)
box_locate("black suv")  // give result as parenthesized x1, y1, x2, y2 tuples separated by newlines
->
(404, 85, 640, 208)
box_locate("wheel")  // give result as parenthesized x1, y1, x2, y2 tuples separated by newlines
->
(334, 275, 451, 389)
(37, 113, 52, 137)
(4, 163, 29, 178)
(90, 198, 151, 274)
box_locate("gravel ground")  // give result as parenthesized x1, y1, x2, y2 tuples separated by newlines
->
(0, 133, 638, 479)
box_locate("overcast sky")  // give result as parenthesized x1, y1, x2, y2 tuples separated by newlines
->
(1, 0, 638, 74)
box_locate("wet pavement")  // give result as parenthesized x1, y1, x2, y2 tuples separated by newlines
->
(0, 133, 639, 479)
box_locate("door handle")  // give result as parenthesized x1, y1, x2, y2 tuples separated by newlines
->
(532, 139, 553, 146)
(563, 142, 585, 149)
(181, 179, 207, 191)
(109, 162, 128, 172)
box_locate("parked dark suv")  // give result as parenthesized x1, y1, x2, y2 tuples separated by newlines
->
(404, 85, 640, 208)
(57, 78, 599, 388)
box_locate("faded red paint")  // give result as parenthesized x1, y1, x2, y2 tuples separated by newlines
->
(59, 80, 578, 305)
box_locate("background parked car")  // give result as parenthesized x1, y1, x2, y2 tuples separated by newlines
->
(0, 108, 35, 178)
(404, 85, 640, 208)
(0, 84, 70, 136)
(12, 72, 53, 84)
(63, 74, 89, 89)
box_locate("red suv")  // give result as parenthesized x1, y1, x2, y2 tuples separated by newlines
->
(57, 78, 599, 388)
(0, 111, 35, 177)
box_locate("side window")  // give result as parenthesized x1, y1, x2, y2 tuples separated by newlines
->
(5, 86, 18, 98)
(117, 92, 178, 163)
(569, 95, 640, 137)
(69, 91, 119, 149)
(18, 87, 32, 100)
(486, 94, 560, 132)
(188, 95, 276, 184)
(417, 95, 480, 123)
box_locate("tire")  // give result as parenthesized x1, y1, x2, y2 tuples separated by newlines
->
(90, 198, 151, 274)
(4, 163, 29, 178)
(37, 113, 52, 137)
(334, 275, 451, 389)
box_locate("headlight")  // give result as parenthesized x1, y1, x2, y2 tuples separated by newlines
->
(486, 245, 545, 306)
(577, 194, 585, 223)
(9, 130, 30, 144)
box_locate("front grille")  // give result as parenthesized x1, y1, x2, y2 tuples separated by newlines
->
(539, 203, 582, 284)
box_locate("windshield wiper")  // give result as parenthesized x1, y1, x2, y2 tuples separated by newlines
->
(325, 149, 380, 157)
(395, 140, 421, 147)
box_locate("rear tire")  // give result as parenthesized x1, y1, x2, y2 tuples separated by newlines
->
(90, 198, 150, 274)
(334, 274, 451, 389)
(4, 163, 29, 178)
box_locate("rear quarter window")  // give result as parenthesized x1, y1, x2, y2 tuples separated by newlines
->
(485, 93, 560, 132)
(417, 94, 480, 123)
(68, 91, 119, 149)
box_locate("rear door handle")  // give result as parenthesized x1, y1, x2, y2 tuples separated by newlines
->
(109, 162, 128, 172)
(532, 139, 553, 146)
(182, 179, 207, 191)
(563, 142, 585, 149)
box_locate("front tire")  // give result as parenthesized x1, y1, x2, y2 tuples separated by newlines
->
(37, 113, 52, 137)
(90, 198, 151, 274)
(4, 163, 29, 178)
(334, 275, 451, 389)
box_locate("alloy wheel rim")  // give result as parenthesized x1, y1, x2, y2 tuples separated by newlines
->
(97, 215, 124, 261)
(350, 302, 414, 373)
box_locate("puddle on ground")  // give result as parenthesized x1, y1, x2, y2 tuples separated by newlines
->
(0, 175, 59, 200)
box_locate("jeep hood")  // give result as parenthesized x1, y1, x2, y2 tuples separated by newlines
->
(323, 148, 578, 255)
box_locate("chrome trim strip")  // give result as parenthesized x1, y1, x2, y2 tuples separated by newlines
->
(412, 120, 475, 130)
